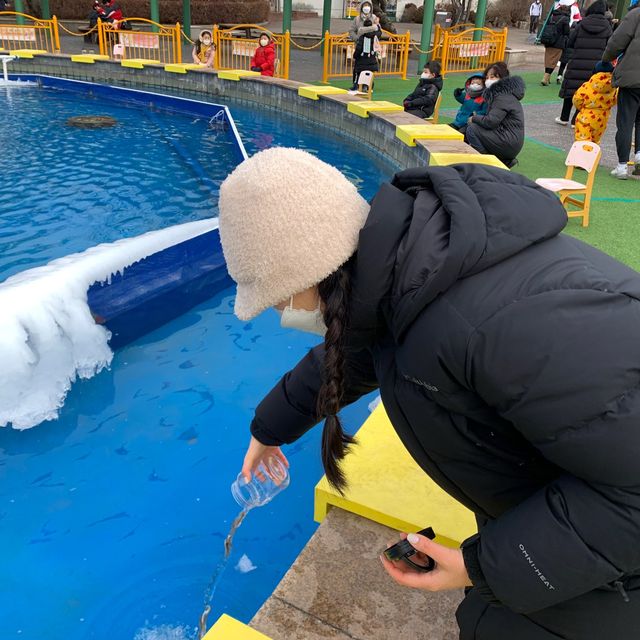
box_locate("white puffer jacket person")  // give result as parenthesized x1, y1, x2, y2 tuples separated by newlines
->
(349, 1, 380, 41)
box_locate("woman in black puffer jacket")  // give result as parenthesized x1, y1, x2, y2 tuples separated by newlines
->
(557, 0, 612, 124)
(465, 62, 525, 168)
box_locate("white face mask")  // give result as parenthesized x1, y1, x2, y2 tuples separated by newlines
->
(202, 38, 211, 46)
(421, 72, 431, 79)
(469, 82, 483, 91)
(485, 78, 499, 88)
(277, 297, 327, 337)
(362, 5, 371, 14)
(260, 39, 269, 46)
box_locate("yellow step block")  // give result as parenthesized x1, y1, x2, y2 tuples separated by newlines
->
(314, 405, 476, 548)
(9, 49, 48, 58)
(396, 123, 464, 146)
(70, 54, 110, 64)
(429, 152, 509, 170)
(121, 58, 162, 69)
(298, 85, 349, 100)
(347, 100, 404, 118)
(164, 62, 205, 74)
(203, 615, 271, 639)
(217, 69, 261, 81)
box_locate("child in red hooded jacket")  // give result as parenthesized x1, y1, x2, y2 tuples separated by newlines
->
(251, 34, 275, 77)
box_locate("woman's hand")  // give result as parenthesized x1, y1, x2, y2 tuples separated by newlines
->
(380, 531, 473, 591)
(241, 435, 289, 482)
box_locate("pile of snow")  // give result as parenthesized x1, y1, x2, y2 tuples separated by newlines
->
(0, 219, 218, 430)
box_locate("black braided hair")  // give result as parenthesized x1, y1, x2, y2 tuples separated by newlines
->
(316, 258, 356, 494)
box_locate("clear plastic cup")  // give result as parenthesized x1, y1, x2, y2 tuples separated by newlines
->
(231, 455, 289, 510)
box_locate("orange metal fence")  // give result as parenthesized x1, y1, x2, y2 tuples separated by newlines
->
(439, 27, 507, 76)
(432, 22, 476, 59)
(322, 29, 410, 83)
(213, 25, 290, 79)
(98, 18, 181, 63)
(0, 11, 60, 53)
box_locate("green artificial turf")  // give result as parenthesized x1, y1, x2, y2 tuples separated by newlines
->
(513, 139, 640, 270)
(328, 71, 563, 111)
(328, 73, 640, 271)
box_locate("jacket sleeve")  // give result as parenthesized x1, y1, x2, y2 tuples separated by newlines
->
(454, 88, 465, 104)
(602, 10, 638, 61)
(250, 344, 379, 446)
(463, 288, 640, 613)
(410, 86, 438, 109)
(471, 98, 507, 129)
(572, 82, 588, 110)
(567, 23, 578, 48)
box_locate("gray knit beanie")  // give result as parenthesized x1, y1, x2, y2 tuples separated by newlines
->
(218, 148, 370, 321)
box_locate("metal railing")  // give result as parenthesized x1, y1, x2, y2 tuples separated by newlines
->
(322, 29, 410, 84)
(0, 11, 60, 53)
(439, 27, 507, 76)
(97, 18, 181, 63)
(432, 22, 477, 59)
(213, 24, 290, 79)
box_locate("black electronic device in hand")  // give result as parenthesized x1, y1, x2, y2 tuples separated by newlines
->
(383, 527, 436, 572)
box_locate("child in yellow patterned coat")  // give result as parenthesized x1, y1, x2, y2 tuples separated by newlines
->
(572, 61, 618, 144)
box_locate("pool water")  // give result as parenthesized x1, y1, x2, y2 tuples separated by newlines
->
(0, 81, 395, 282)
(0, 290, 375, 639)
(0, 81, 392, 638)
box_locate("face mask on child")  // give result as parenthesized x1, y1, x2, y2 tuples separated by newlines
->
(469, 82, 483, 91)
(485, 78, 499, 88)
(277, 298, 327, 336)
(260, 38, 269, 46)
(362, 5, 371, 14)
(421, 72, 431, 79)
(202, 38, 211, 46)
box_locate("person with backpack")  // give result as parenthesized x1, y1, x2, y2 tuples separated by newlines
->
(349, 1, 382, 91)
(219, 146, 640, 640)
(556, 0, 612, 125)
(541, 4, 571, 85)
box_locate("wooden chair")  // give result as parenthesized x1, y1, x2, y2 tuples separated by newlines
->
(426, 92, 442, 124)
(536, 141, 602, 227)
(356, 70, 374, 98)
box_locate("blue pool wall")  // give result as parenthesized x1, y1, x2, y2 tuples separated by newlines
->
(88, 228, 230, 350)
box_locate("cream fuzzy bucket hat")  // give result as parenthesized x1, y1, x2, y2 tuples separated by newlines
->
(218, 148, 370, 321)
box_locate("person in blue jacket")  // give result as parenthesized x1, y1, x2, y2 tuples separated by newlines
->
(451, 73, 487, 131)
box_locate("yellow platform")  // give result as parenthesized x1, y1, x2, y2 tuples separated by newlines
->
(121, 58, 162, 69)
(70, 54, 110, 64)
(217, 69, 261, 81)
(9, 49, 48, 58)
(203, 615, 271, 639)
(314, 405, 476, 548)
(298, 85, 349, 100)
(396, 124, 464, 146)
(429, 152, 508, 169)
(347, 100, 404, 118)
(164, 62, 205, 74)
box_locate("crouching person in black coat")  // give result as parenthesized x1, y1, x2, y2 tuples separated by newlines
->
(403, 60, 443, 119)
(465, 61, 525, 168)
(219, 147, 640, 640)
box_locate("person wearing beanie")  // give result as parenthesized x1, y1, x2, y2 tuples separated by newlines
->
(602, 0, 640, 178)
(556, 0, 612, 125)
(572, 60, 618, 143)
(219, 147, 640, 639)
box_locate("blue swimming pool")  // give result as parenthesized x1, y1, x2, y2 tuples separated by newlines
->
(0, 77, 395, 282)
(0, 80, 391, 638)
